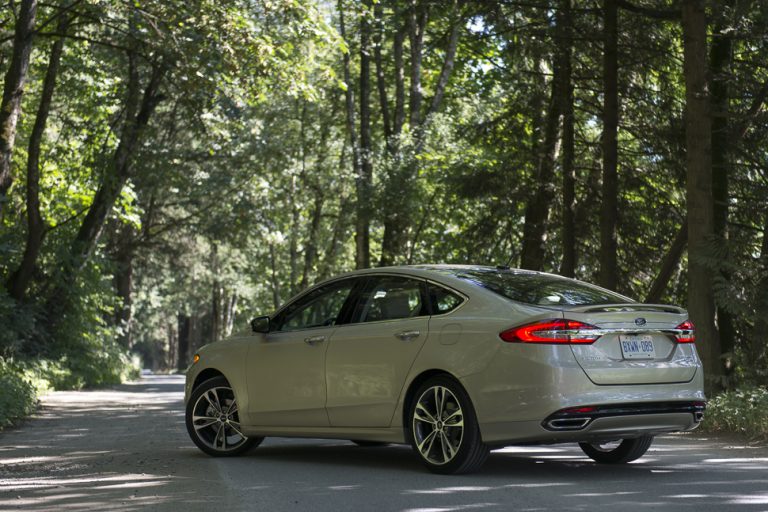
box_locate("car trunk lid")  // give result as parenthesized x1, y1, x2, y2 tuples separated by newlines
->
(561, 303, 699, 385)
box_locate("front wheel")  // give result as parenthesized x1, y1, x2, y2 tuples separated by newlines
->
(579, 436, 654, 464)
(185, 376, 263, 456)
(408, 376, 488, 474)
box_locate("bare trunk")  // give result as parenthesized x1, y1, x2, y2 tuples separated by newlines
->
(357, 0, 373, 269)
(211, 244, 221, 342)
(177, 313, 190, 371)
(0, 0, 37, 198)
(373, 0, 391, 141)
(6, 13, 68, 300)
(599, 0, 619, 291)
(710, 5, 735, 372)
(224, 293, 237, 337)
(269, 242, 281, 310)
(682, 0, 722, 391)
(300, 190, 324, 290)
(645, 221, 686, 303)
(114, 238, 134, 348)
(520, 37, 563, 271)
(407, 0, 427, 128)
(749, 210, 768, 370)
(559, 0, 576, 278)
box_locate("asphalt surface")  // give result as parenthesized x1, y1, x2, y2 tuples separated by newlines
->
(1, 374, 767, 512)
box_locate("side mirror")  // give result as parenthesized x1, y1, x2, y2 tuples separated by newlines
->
(250, 316, 271, 333)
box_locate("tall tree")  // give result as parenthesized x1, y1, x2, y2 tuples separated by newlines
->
(6, 11, 69, 301)
(0, 0, 38, 198)
(357, 0, 373, 269)
(599, 0, 619, 290)
(681, 0, 722, 390)
(558, 0, 576, 278)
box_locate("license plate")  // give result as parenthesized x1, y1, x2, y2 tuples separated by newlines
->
(619, 335, 656, 359)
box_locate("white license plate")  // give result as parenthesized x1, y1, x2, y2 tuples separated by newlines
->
(619, 335, 656, 359)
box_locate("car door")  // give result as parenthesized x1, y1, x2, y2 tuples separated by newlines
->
(246, 278, 357, 427)
(325, 275, 430, 427)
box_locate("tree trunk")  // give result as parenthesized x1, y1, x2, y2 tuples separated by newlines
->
(45, 57, 165, 321)
(749, 210, 768, 371)
(0, 0, 37, 199)
(177, 313, 190, 371)
(373, 0, 391, 142)
(300, 189, 324, 290)
(520, 30, 563, 271)
(211, 244, 221, 342)
(682, 0, 722, 391)
(407, 0, 427, 128)
(645, 221, 686, 303)
(224, 293, 237, 337)
(6, 12, 68, 300)
(380, 5, 461, 266)
(114, 241, 134, 348)
(269, 242, 281, 310)
(599, 0, 619, 291)
(558, 0, 576, 278)
(709, 3, 735, 373)
(357, 0, 373, 269)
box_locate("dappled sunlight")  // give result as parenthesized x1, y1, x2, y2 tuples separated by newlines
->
(2, 376, 768, 510)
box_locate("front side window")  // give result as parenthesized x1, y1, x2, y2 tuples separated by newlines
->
(274, 280, 354, 331)
(352, 276, 427, 323)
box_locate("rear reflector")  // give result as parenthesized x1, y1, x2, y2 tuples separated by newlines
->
(500, 319, 600, 344)
(674, 320, 695, 343)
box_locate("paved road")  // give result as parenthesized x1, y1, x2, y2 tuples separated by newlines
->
(1, 374, 767, 511)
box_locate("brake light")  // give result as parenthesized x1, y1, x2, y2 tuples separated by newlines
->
(675, 320, 695, 343)
(500, 319, 600, 344)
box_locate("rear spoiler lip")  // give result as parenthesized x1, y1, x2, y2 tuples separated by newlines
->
(557, 303, 687, 315)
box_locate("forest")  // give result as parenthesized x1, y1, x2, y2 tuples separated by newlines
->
(0, 0, 767, 429)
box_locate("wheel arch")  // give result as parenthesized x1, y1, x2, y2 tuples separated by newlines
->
(193, 368, 228, 391)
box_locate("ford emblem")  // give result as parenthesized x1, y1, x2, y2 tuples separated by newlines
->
(635, 317, 647, 326)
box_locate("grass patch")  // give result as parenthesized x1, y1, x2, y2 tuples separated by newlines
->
(699, 387, 768, 441)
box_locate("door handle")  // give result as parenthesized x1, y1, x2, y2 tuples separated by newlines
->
(395, 330, 420, 341)
(304, 335, 326, 345)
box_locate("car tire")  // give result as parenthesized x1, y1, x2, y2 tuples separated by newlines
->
(351, 440, 390, 447)
(408, 376, 488, 474)
(579, 436, 654, 464)
(185, 376, 263, 457)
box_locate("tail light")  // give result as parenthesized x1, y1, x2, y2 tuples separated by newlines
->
(674, 320, 695, 343)
(500, 319, 600, 344)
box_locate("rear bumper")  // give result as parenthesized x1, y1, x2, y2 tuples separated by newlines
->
(542, 401, 705, 431)
(460, 343, 705, 445)
(482, 412, 701, 446)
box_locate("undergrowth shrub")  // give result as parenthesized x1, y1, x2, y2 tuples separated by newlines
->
(699, 387, 768, 441)
(0, 359, 38, 429)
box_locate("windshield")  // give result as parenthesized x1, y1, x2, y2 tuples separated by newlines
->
(435, 268, 633, 306)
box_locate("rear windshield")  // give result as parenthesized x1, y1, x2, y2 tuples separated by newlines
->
(436, 268, 633, 306)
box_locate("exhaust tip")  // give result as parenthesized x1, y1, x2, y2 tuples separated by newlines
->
(546, 418, 591, 430)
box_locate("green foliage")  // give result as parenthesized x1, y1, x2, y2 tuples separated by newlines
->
(699, 387, 768, 441)
(0, 358, 38, 430)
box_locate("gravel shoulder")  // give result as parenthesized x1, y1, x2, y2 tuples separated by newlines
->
(1, 374, 767, 511)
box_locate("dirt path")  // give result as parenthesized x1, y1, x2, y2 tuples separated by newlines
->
(2, 374, 768, 511)
(0, 375, 231, 511)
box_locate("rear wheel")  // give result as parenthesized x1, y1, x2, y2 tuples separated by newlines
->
(579, 436, 653, 463)
(185, 376, 263, 456)
(408, 376, 488, 474)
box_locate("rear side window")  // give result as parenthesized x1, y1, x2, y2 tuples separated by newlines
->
(436, 269, 632, 306)
(428, 283, 464, 314)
